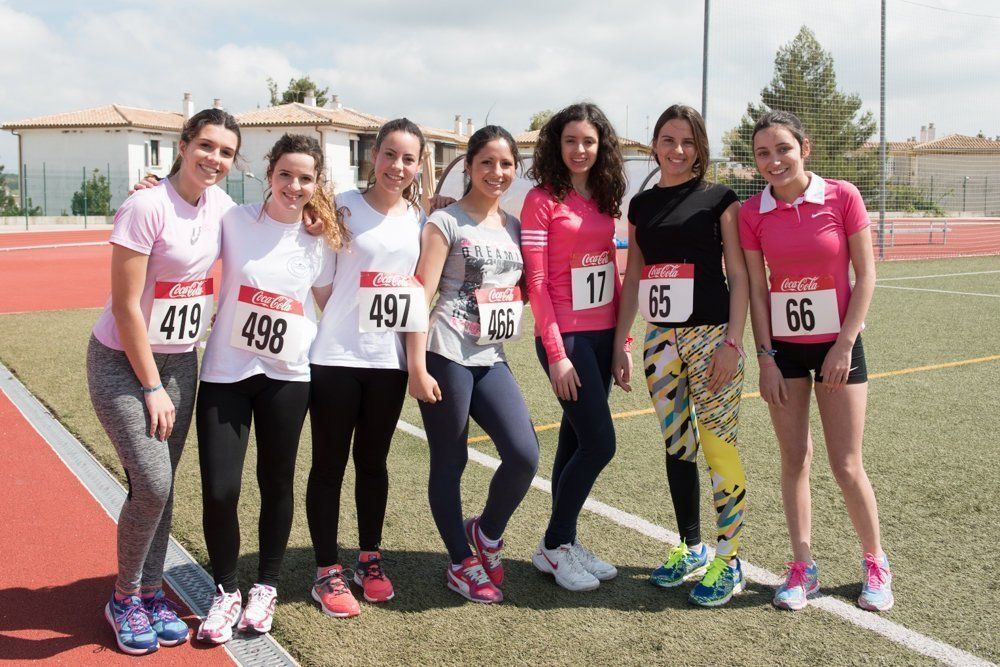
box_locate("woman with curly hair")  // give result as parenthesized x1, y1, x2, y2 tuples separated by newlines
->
(521, 102, 626, 591)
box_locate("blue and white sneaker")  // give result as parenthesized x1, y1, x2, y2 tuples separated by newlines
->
(858, 552, 894, 612)
(773, 560, 819, 611)
(142, 589, 189, 645)
(689, 557, 745, 606)
(650, 542, 709, 588)
(105, 594, 158, 655)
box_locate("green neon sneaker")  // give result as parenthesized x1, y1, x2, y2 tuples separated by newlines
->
(650, 542, 709, 588)
(689, 557, 745, 607)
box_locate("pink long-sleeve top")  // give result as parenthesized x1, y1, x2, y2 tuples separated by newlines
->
(520, 186, 620, 363)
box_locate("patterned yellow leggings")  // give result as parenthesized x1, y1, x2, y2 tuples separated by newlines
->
(644, 323, 746, 558)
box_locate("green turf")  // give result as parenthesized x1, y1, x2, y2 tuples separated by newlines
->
(1, 256, 998, 665)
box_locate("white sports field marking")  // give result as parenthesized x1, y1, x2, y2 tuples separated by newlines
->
(878, 269, 1000, 281)
(875, 284, 1000, 298)
(394, 419, 996, 667)
(0, 241, 106, 252)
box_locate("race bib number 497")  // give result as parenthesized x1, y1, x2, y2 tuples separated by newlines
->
(475, 286, 524, 345)
(638, 263, 694, 323)
(571, 250, 615, 311)
(147, 278, 213, 345)
(770, 275, 840, 337)
(358, 272, 428, 333)
(229, 286, 307, 362)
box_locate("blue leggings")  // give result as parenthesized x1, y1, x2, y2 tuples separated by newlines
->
(535, 329, 616, 549)
(420, 352, 539, 564)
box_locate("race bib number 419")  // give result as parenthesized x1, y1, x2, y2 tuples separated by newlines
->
(475, 286, 524, 345)
(638, 263, 694, 323)
(358, 272, 428, 333)
(229, 286, 307, 362)
(770, 275, 840, 337)
(571, 250, 615, 311)
(147, 278, 214, 345)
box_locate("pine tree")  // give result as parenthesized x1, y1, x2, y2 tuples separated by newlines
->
(267, 76, 330, 107)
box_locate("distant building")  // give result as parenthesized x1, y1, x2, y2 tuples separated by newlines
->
(513, 129, 653, 159)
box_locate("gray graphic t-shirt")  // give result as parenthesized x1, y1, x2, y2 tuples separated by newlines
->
(426, 203, 523, 366)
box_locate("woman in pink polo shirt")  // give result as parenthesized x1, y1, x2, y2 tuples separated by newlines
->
(520, 102, 625, 592)
(739, 110, 892, 613)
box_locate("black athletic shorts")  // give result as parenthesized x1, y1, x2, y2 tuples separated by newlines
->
(772, 335, 868, 384)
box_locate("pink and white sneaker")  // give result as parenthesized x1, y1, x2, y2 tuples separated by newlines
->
(464, 516, 504, 586)
(237, 583, 277, 634)
(196, 586, 241, 644)
(445, 556, 503, 604)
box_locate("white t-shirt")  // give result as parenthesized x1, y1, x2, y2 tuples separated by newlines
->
(200, 203, 334, 383)
(309, 189, 424, 370)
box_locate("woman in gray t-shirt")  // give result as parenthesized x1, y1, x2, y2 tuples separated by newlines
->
(406, 126, 539, 605)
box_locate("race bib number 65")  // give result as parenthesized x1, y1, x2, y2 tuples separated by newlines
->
(475, 286, 523, 345)
(229, 286, 307, 362)
(638, 263, 694, 323)
(770, 275, 840, 337)
(358, 272, 428, 333)
(147, 278, 213, 345)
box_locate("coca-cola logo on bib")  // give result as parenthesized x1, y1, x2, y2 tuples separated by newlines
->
(780, 277, 820, 292)
(647, 264, 681, 279)
(489, 287, 515, 302)
(250, 291, 294, 312)
(168, 280, 209, 298)
(373, 272, 408, 288)
(579, 251, 611, 267)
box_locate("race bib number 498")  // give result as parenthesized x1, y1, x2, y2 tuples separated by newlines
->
(770, 275, 840, 337)
(475, 286, 524, 345)
(147, 278, 213, 345)
(638, 263, 694, 323)
(358, 272, 428, 333)
(229, 286, 307, 362)
(571, 250, 615, 311)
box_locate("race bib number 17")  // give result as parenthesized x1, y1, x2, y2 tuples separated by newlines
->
(770, 275, 841, 337)
(571, 250, 615, 311)
(229, 286, 307, 362)
(475, 286, 524, 345)
(147, 278, 214, 345)
(358, 272, 428, 333)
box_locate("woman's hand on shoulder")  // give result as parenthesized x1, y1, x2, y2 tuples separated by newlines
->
(428, 195, 456, 213)
(128, 174, 161, 196)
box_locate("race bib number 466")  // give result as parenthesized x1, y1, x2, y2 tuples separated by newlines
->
(770, 275, 840, 337)
(147, 278, 214, 345)
(571, 250, 615, 311)
(229, 286, 307, 362)
(475, 286, 524, 345)
(358, 272, 428, 333)
(638, 263, 694, 323)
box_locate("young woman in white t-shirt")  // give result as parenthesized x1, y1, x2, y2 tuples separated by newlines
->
(305, 119, 429, 618)
(194, 134, 348, 643)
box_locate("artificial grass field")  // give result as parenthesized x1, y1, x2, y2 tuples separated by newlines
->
(1, 255, 998, 665)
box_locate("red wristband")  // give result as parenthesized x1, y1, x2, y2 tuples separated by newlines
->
(623, 336, 634, 353)
(722, 337, 745, 359)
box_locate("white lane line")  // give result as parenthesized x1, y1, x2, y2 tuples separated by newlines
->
(0, 241, 106, 252)
(875, 284, 1000, 298)
(879, 269, 1000, 281)
(395, 419, 995, 667)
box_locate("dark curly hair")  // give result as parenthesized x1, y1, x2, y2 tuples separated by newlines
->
(526, 102, 625, 218)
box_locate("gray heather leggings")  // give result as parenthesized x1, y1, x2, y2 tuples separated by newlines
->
(86, 335, 197, 594)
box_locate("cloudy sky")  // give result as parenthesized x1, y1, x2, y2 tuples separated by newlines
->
(1, 0, 997, 169)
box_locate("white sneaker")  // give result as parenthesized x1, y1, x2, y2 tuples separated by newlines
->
(237, 583, 276, 634)
(531, 541, 600, 592)
(572, 541, 618, 581)
(196, 586, 241, 644)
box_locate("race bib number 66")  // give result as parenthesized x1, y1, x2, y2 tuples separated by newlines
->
(770, 275, 840, 337)
(358, 272, 428, 333)
(147, 278, 214, 345)
(229, 286, 307, 362)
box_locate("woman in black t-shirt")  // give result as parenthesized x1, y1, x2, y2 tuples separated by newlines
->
(612, 104, 749, 607)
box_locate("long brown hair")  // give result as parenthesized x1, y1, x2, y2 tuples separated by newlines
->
(167, 108, 242, 177)
(263, 134, 349, 250)
(364, 118, 426, 209)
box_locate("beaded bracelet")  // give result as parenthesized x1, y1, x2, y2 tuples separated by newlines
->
(756, 346, 777, 358)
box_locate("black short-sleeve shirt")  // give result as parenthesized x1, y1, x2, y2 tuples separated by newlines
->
(628, 179, 739, 327)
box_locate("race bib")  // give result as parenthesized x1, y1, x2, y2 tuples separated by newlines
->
(358, 272, 428, 333)
(638, 263, 694, 323)
(475, 286, 524, 345)
(147, 278, 214, 345)
(770, 275, 840, 337)
(229, 285, 308, 362)
(571, 250, 615, 311)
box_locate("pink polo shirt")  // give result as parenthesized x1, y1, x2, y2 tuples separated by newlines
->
(521, 186, 620, 363)
(739, 175, 870, 344)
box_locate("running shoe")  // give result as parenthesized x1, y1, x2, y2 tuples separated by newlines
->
(773, 560, 819, 611)
(571, 541, 618, 581)
(689, 557, 745, 606)
(445, 556, 503, 603)
(857, 552, 894, 612)
(312, 565, 361, 618)
(196, 586, 242, 644)
(105, 594, 158, 655)
(465, 516, 504, 586)
(354, 551, 395, 602)
(531, 541, 601, 592)
(142, 590, 189, 646)
(650, 542, 709, 588)
(237, 583, 277, 634)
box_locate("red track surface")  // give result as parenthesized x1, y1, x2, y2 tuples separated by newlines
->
(0, 229, 111, 249)
(0, 390, 233, 665)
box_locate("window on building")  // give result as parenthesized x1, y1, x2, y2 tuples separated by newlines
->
(435, 143, 458, 178)
(149, 140, 160, 167)
(350, 139, 359, 167)
(358, 135, 376, 184)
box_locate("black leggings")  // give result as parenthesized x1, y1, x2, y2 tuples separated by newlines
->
(196, 374, 310, 592)
(419, 352, 539, 564)
(306, 364, 408, 567)
(534, 329, 617, 549)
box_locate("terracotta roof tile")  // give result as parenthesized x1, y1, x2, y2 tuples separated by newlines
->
(2, 104, 183, 131)
(868, 134, 1000, 154)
